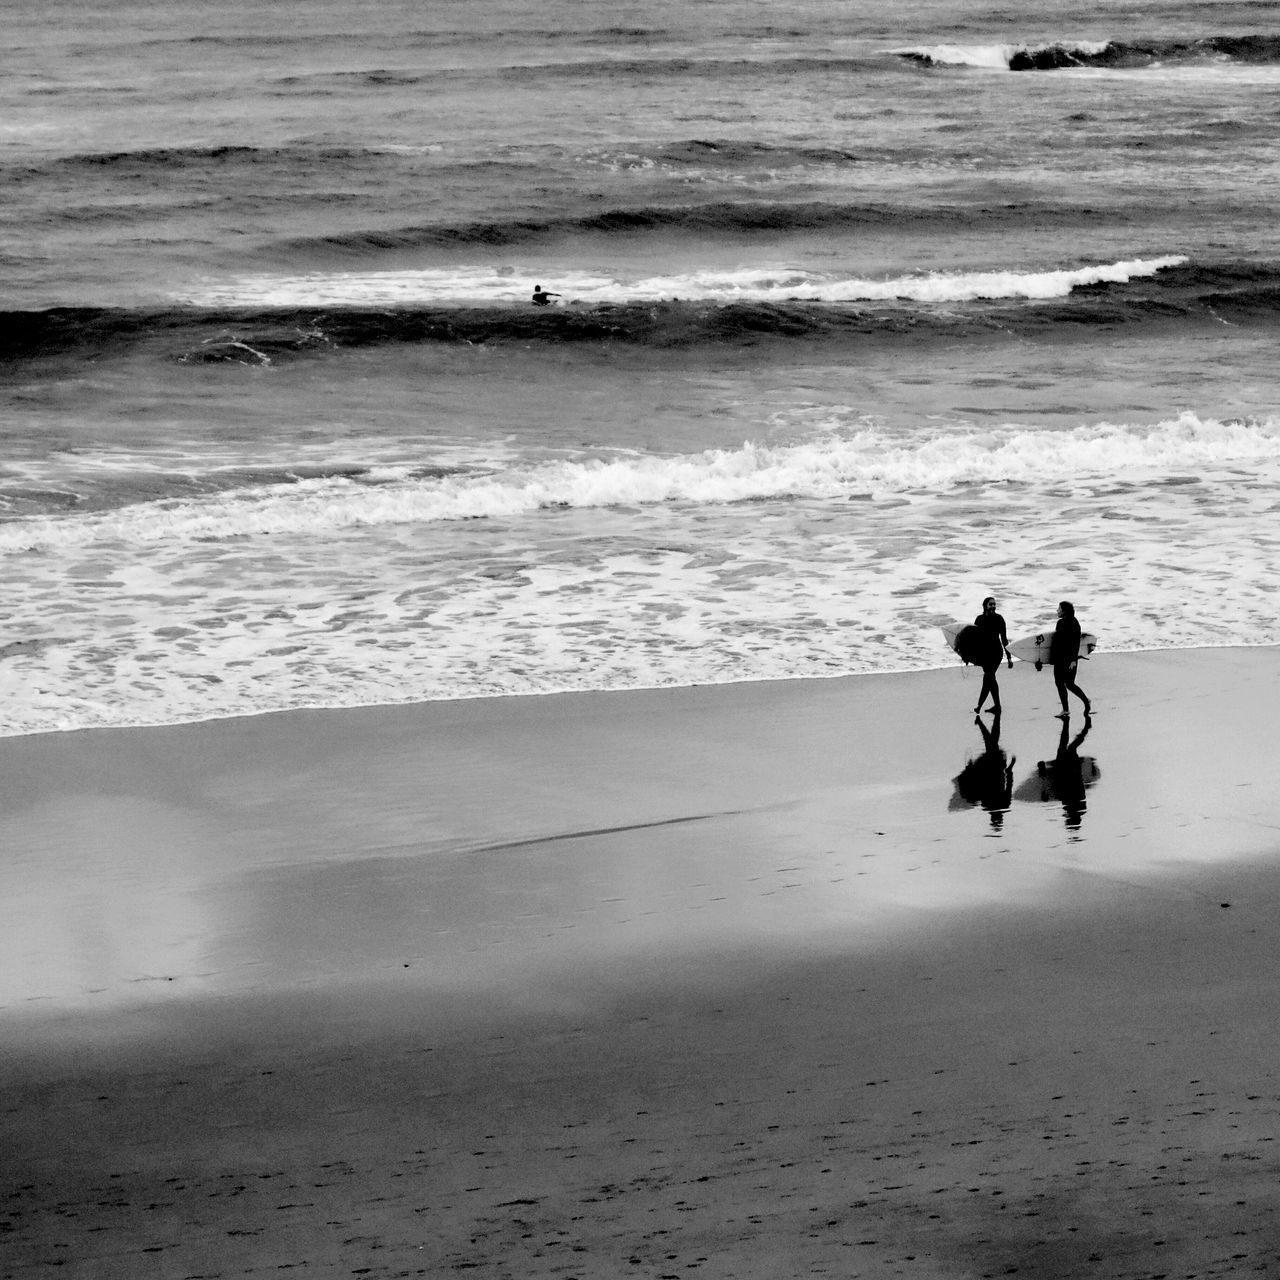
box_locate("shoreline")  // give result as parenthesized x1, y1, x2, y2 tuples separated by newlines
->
(3, 637, 1277, 745)
(3, 646, 1280, 1276)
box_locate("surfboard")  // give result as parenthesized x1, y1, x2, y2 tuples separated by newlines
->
(940, 621, 988, 666)
(1008, 630, 1098, 664)
(1012, 757, 1101, 803)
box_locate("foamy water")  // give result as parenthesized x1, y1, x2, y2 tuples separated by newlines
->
(0, 410, 1272, 551)
(177, 256, 1186, 308)
(890, 41, 1111, 69)
(2, 413, 1278, 736)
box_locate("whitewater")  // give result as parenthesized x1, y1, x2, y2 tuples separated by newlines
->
(2, 411, 1277, 550)
(177, 256, 1187, 308)
(2, 413, 1278, 736)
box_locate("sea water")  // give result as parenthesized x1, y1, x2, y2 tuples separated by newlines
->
(3, 0, 1279, 735)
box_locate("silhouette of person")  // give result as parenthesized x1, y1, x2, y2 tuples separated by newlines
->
(1042, 599, 1091, 719)
(950, 712, 1016, 830)
(531, 285, 560, 306)
(971, 595, 1012, 715)
(1035, 714, 1097, 830)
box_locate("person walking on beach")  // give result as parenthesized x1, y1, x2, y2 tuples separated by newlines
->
(1048, 600, 1091, 719)
(531, 285, 560, 306)
(972, 595, 1012, 715)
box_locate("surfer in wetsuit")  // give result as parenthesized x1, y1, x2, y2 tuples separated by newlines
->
(972, 596, 1012, 715)
(531, 285, 560, 306)
(1047, 600, 1091, 719)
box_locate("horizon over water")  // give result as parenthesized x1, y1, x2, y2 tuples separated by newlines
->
(2, 0, 1280, 736)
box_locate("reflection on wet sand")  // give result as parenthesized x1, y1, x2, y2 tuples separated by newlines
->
(949, 713, 1015, 830)
(1014, 715, 1100, 830)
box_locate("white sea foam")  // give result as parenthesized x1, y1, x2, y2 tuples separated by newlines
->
(175, 256, 1186, 308)
(891, 41, 1113, 70)
(0, 411, 1271, 554)
(894, 43, 1021, 69)
(2, 412, 1279, 737)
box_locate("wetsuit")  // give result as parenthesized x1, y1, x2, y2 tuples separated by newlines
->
(1049, 613, 1081, 670)
(971, 609, 1009, 713)
(1049, 613, 1090, 714)
(972, 609, 1009, 671)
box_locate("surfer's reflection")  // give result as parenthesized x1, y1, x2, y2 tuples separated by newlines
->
(1014, 715, 1100, 830)
(949, 713, 1016, 830)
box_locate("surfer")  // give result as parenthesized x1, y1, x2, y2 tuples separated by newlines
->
(1047, 600, 1091, 719)
(971, 596, 1012, 715)
(531, 285, 560, 306)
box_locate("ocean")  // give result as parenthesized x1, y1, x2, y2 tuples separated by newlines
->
(3, 0, 1279, 736)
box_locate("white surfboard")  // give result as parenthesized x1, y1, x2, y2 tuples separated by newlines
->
(1008, 630, 1098, 664)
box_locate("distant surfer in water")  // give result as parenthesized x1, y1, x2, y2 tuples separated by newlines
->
(531, 285, 560, 306)
(972, 595, 1012, 715)
(1047, 600, 1091, 719)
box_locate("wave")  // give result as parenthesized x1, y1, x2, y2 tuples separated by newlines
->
(0, 460, 467, 519)
(274, 199, 1120, 258)
(6, 137, 860, 188)
(894, 34, 1280, 71)
(8, 138, 857, 187)
(269, 54, 881, 92)
(579, 138, 862, 170)
(54, 144, 372, 171)
(3, 143, 401, 184)
(141, 26, 677, 52)
(8, 258, 1280, 363)
(3, 414, 1277, 553)
(175, 256, 1188, 308)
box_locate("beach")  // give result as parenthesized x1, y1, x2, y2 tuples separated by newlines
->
(6, 6, 1280, 1271)
(4, 647, 1280, 1278)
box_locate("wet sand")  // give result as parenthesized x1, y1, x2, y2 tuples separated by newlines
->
(2, 648, 1280, 1278)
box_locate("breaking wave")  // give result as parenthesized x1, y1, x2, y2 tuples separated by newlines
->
(894, 34, 1280, 71)
(3, 413, 1277, 553)
(175, 256, 1187, 308)
(272, 199, 1114, 257)
(9, 257, 1280, 364)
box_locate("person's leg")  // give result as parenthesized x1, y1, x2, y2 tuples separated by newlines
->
(1065, 673, 1091, 714)
(1053, 666, 1070, 717)
(975, 665, 999, 713)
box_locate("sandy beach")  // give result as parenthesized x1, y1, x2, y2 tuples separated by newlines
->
(3, 647, 1280, 1279)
